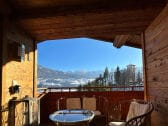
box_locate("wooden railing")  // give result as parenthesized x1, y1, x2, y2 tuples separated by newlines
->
(38, 86, 144, 124)
(39, 90, 144, 125)
(37, 85, 144, 125)
(37, 85, 144, 93)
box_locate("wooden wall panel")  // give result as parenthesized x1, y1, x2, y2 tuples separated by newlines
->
(144, 3, 168, 126)
(1, 19, 36, 126)
(2, 22, 34, 103)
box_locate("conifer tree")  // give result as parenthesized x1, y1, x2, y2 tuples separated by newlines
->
(103, 67, 109, 85)
(114, 66, 120, 85)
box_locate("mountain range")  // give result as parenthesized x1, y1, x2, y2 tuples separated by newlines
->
(38, 65, 103, 87)
(37, 65, 142, 88)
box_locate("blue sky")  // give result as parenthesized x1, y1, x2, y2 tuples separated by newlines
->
(37, 38, 142, 71)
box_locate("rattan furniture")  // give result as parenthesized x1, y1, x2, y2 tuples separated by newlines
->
(108, 99, 154, 126)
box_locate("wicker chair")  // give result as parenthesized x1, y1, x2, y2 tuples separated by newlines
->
(66, 98, 81, 109)
(108, 99, 154, 126)
(82, 96, 108, 126)
(56, 97, 81, 110)
(57, 96, 108, 126)
(82, 96, 101, 116)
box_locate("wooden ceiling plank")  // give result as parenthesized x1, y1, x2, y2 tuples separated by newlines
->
(24, 21, 149, 33)
(7, 0, 167, 48)
(33, 27, 142, 42)
(113, 35, 130, 48)
(125, 42, 142, 49)
(30, 25, 144, 38)
(16, 6, 162, 24)
(17, 14, 154, 31)
(14, 6, 162, 46)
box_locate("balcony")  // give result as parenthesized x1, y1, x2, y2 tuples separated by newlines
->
(38, 86, 144, 126)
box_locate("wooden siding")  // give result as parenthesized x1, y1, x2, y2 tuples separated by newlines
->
(40, 91, 144, 124)
(1, 19, 36, 126)
(144, 4, 168, 126)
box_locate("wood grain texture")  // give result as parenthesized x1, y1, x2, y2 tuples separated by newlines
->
(145, 3, 168, 126)
(16, 7, 161, 44)
(0, 0, 166, 48)
(141, 32, 148, 100)
(1, 19, 35, 126)
(5, 0, 166, 48)
(113, 35, 129, 48)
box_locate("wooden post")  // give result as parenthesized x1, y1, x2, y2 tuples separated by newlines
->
(33, 40, 37, 97)
(141, 32, 148, 101)
(1, 17, 8, 106)
(0, 17, 3, 126)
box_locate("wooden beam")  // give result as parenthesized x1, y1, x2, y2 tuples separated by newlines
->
(88, 36, 142, 49)
(113, 35, 129, 48)
(141, 32, 148, 101)
(33, 40, 37, 97)
(34, 28, 142, 42)
(0, 18, 2, 116)
(124, 42, 141, 49)
(1, 17, 7, 105)
(89, 36, 114, 43)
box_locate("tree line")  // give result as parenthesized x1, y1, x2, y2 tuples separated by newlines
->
(81, 66, 143, 89)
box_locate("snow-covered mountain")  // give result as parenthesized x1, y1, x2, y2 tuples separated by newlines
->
(38, 65, 103, 88)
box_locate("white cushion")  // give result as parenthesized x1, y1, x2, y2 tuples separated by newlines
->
(109, 122, 126, 126)
(126, 101, 149, 121)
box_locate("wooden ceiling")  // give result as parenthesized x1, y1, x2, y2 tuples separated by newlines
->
(1, 0, 167, 48)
